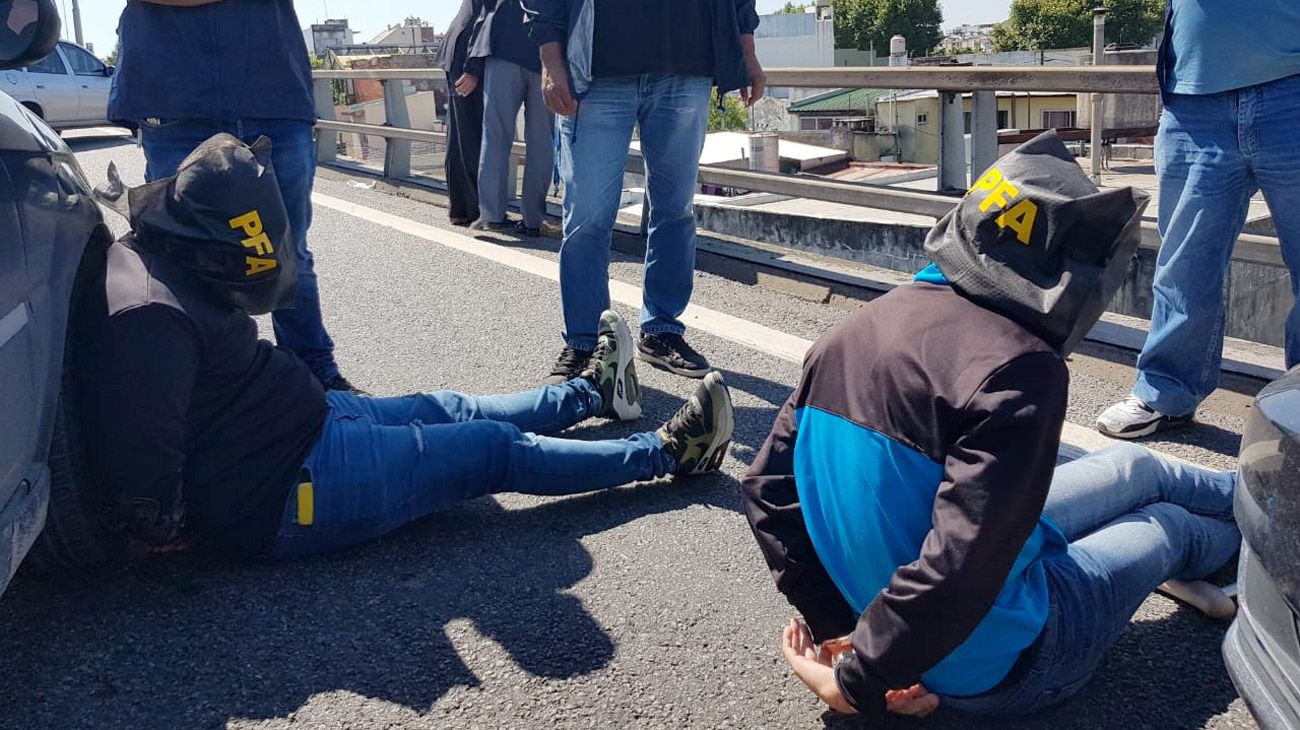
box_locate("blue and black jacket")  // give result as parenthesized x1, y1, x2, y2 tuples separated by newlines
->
(741, 268, 1070, 720)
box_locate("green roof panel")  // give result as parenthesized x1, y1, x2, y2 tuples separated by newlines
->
(787, 87, 890, 113)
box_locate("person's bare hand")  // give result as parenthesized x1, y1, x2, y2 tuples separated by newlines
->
(886, 684, 940, 718)
(541, 63, 578, 116)
(454, 73, 479, 97)
(781, 618, 857, 714)
(739, 52, 766, 107)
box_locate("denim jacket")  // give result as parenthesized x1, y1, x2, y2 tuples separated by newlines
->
(521, 0, 759, 97)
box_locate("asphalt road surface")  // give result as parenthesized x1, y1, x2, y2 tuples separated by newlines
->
(0, 132, 1259, 730)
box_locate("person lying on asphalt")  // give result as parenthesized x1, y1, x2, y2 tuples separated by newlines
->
(741, 131, 1241, 722)
(80, 133, 735, 559)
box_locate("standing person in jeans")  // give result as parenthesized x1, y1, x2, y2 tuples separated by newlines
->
(742, 134, 1239, 721)
(468, 0, 553, 237)
(437, 0, 488, 226)
(83, 134, 736, 560)
(1096, 1, 1300, 438)
(108, 0, 360, 393)
(523, 0, 766, 383)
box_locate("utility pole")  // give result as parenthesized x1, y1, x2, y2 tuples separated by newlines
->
(1090, 7, 1106, 183)
(70, 0, 84, 46)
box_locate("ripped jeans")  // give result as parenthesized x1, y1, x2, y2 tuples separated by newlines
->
(271, 384, 673, 557)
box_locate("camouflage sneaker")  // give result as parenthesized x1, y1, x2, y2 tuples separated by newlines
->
(658, 371, 734, 475)
(581, 309, 642, 421)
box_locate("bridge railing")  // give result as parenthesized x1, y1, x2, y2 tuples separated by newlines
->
(309, 66, 1284, 268)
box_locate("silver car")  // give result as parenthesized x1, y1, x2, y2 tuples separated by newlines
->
(0, 40, 113, 131)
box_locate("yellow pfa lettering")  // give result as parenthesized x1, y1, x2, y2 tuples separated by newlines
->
(968, 166, 1038, 245)
(228, 209, 277, 274)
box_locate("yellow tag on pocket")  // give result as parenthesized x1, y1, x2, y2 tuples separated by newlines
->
(296, 482, 314, 526)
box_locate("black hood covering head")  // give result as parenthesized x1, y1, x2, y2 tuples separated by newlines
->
(95, 133, 296, 315)
(924, 130, 1149, 354)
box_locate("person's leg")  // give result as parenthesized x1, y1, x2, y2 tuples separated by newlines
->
(521, 67, 556, 231)
(239, 119, 341, 385)
(1244, 73, 1300, 368)
(139, 118, 226, 181)
(332, 378, 605, 436)
(270, 414, 672, 558)
(1131, 91, 1256, 417)
(477, 58, 526, 225)
(1043, 443, 1236, 541)
(556, 77, 639, 350)
(945, 504, 1241, 716)
(634, 75, 712, 338)
(446, 89, 483, 222)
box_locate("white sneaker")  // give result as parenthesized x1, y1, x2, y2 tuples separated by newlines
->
(1096, 395, 1192, 439)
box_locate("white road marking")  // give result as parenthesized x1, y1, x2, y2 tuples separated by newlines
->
(313, 191, 1203, 468)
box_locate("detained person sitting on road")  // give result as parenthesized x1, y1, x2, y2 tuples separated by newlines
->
(741, 132, 1241, 722)
(79, 134, 735, 559)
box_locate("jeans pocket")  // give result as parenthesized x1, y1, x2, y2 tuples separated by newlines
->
(139, 117, 183, 130)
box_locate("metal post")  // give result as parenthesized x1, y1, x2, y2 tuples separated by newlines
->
(313, 78, 338, 164)
(381, 78, 412, 179)
(70, 0, 84, 45)
(1090, 7, 1106, 183)
(936, 90, 966, 193)
(970, 90, 998, 179)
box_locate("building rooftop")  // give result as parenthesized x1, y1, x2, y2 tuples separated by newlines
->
(631, 131, 848, 167)
(788, 87, 891, 114)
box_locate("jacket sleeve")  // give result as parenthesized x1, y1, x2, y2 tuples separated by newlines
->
(735, 0, 760, 35)
(521, 0, 568, 46)
(741, 392, 858, 643)
(85, 305, 199, 541)
(833, 351, 1069, 720)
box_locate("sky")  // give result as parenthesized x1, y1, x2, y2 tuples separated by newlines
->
(71, 0, 1012, 60)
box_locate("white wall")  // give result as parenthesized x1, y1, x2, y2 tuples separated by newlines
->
(753, 12, 835, 101)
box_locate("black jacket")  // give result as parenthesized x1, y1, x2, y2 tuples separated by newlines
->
(437, 0, 487, 80)
(467, 0, 541, 73)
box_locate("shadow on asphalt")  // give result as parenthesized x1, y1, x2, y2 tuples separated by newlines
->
(821, 604, 1238, 730)
(63, 132, 135, 154)
(0, 465, 742, 729)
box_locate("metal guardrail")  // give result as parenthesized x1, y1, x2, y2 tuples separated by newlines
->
(310, 66, 1284, 268)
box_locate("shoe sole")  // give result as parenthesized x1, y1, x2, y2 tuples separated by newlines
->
(635, 349, 710, 379)
(686, 372, 734, 475)
(1096, 415, 1192, 440)
(608, 314, 643, 421)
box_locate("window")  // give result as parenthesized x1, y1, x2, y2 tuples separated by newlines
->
(1041, 109, 1077, 129)
(25, 51, 65, 75)
(966, 110, 1011, 132)
(61, 44, 105, 76)
(916, 112, 929, 125)
(998, 110, 1010, 128)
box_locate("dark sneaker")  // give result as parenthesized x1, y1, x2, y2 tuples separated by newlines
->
(469, 217, 514, 232)
(514, 220, 541, 237)
(1096, 395, 1192, 439)
(637, 332, 710, 378)
(581, 309, 642, 421)
(543, 345, 593, 386)
(658, 371, 734, 475)
(322, 375, 369, 396)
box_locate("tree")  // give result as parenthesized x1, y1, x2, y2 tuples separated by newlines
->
(103, 42, 119, 66)
(777, 2, 807, 13)
(831, 0, 943, 57)
(991, 0, 1162, 52)
(708, 89, 748, 131)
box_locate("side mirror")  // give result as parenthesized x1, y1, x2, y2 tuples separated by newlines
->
(0, 0, 59, 71)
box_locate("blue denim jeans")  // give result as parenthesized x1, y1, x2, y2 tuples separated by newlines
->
(1133, 73, 1300, 416)
(557, 75, 712, 349)
(270, 380, 673, 558)
(140, 118, 340, 384)
(942, 444, 1239, 716)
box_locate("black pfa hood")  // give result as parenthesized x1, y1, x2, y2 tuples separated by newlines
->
(924, 131, 1149, 353)
(95, 133, 296, 315)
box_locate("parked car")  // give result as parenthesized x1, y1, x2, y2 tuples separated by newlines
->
(0, 0, 120, 598)
(0, 39, 114, 131)
(1225, 368, 1300, 730)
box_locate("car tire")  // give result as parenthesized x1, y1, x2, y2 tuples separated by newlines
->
(25, 235, 123, 572)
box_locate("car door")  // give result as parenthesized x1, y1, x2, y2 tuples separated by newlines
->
(58, 43, 110, 125)
(0, 156, 39, 521)
(22, 47, 76, 125)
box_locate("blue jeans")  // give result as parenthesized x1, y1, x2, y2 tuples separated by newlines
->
(557, 75, 712, 349)
(1133, 73, 1300, 416)
(943, 444, 1239, 716)
(140, 118, 340, 384)
(271, 380, 673, 557)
